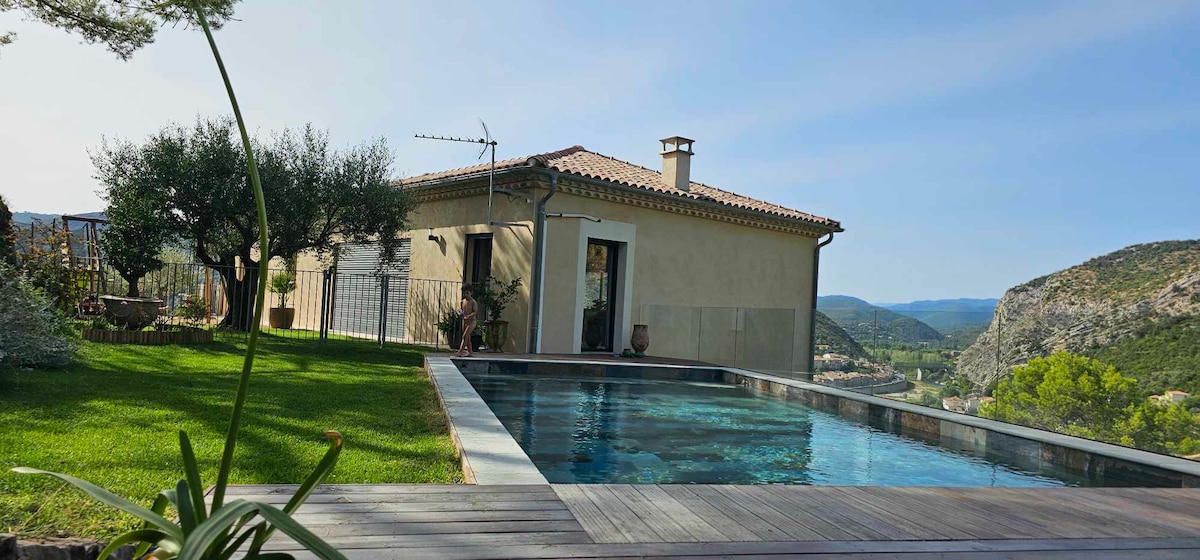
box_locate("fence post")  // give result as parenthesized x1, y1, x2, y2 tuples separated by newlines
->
(378, 275, 389, 346)
(318, 269, 330, 344)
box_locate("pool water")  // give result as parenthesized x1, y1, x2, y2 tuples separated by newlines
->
(465, 372, 1088, 486)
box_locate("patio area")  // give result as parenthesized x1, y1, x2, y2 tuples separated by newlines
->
(234, 483, 1200, 559)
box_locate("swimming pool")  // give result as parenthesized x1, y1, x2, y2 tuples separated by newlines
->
(463, 369, 1091, 486)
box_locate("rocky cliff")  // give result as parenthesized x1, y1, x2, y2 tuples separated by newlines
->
(957, 240, 1200, 387)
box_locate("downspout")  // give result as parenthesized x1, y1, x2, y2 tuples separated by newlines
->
(807, 232, 835, 375)
(528, 170, 559, 353)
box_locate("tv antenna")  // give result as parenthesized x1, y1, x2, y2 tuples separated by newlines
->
(415, 120, 523, 227)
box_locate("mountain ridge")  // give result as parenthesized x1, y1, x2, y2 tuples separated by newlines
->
(957, 240, 1200, 388)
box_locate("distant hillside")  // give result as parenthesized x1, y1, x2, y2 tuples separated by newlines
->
(957, 240, 1200, 389)
(813, 310, 870, 360)
(884, 298, 997, 333)
(817, 295, 943, 345)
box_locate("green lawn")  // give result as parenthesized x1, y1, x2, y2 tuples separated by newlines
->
(0, 336, 461, 539)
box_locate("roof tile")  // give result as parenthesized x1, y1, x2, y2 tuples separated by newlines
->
(402, 146, 840, 229)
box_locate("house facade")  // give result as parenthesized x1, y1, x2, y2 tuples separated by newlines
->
(301, 137, 841, 376)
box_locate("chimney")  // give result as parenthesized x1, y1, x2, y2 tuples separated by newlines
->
(660, 136, 694, 191)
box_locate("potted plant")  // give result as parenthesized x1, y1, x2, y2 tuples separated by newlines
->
(268, 271, 296, 329)
(583, 300, 608, 350)
(474, 276, 522, 352)
(437, 307, 481, 352)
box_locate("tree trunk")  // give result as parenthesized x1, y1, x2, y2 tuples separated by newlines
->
(217, 266, 258, 331)
(125, 277, 141, 298)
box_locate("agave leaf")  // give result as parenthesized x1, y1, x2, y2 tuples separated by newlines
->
(97, 529, 171, 560)
(134, 495, 172, 559)
(177, 499, 260, 560)
(247, 431, 343, 554)
(252, 554, 297, 559)
(217, 523, 263, 560)
(175, 479, 196, 535)
(254, 503, 346, 560)
(11, 467, 183, 541)
(178, 431, 208, 524)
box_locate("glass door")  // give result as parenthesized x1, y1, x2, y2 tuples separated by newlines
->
(582, 239, 618, 352)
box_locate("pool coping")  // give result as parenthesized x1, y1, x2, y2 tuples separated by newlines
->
(425, 355, 548, 485)
(428, 354, 1200, 486)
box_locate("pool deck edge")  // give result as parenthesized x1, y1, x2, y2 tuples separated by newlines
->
(425, 355, 547, 485)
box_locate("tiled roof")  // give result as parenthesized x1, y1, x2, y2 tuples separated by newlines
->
(402, 146, 841, 230)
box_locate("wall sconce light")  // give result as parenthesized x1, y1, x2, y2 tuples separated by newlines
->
(427, 229, 440, 242)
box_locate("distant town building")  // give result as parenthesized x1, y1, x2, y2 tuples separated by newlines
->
(1150, 390, 1190, 405)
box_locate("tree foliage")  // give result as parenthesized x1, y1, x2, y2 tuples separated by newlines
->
(0, 0, 238, 59)
(981, 351, 1200, 456)
(94, 145, 175, 297)
(0, 194, 16, 267)
(93, 117, 415, 328)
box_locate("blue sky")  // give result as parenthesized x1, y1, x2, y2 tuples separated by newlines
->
(1, 1, 1198, 302)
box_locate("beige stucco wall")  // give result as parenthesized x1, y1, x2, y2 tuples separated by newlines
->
(404, 192, 534, 352)
(288, 179, 824, 373)
(539, 190, 818, 374)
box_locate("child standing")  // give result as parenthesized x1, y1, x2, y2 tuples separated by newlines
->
(457, 284, 478, 357)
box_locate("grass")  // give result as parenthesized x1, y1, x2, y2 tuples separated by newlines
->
(0, 336, 461, 540)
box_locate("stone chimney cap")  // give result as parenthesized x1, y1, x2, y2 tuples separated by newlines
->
(660, 136, 694, 154)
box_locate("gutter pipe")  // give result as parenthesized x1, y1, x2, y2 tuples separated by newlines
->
(528, 170, 559, 353)
(807, 232, 835, 375)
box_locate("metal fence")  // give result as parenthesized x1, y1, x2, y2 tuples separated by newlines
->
(87, 262, 463, 348)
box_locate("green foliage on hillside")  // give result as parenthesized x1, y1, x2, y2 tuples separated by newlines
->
(818, 295, 943, 344)
(981, 352, 1200, 457)
(1090, 314, 1200, 396)
(813, 311, 870, 360)
(1032, 240, 1200, 303)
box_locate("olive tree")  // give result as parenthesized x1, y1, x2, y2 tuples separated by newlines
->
(93, 117, 415, 329)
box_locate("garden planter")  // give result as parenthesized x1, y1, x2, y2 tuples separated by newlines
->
(269, 307, 295, 329)
(100, 295, 162, 329)
(483, 320, 508, 352)
(583, 307, 607, 350)
(83, 327, 213, 345)
(632, 324, 650, 354)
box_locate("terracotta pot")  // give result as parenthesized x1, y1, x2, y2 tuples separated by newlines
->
(483, 320, 509, 353)
(631, 324, 650, 354)
(100, 295, 162, 329)
(269, 307, 295, 329)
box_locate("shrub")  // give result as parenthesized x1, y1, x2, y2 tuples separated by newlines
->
(176, 293, 209, 326)
(0, 267, 77, 368)
(269, 271, 296, 308)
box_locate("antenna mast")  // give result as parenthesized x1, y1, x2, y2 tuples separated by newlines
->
(415, 120, 520, 227)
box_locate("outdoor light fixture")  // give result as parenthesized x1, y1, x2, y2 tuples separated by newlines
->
(427, 229, 440, 242)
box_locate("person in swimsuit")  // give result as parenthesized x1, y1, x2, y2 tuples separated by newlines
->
(458, 284, 478, 357)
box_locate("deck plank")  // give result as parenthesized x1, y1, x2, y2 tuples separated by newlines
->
(744, 486, 912, 541)
(633, 485, 732, 542)
(657, 485, 765, 542)
(578, 484, 664, 543)
(606, 484, 698, 542)
(683, 485, 796, 541)
(553, 485, 627, 544)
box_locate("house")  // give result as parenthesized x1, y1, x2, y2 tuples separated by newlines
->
(942, 396, 967, 413)
(1151, 391, 1190, 405)
(814, 353, 852, 371)
(302, 137, 841, 375)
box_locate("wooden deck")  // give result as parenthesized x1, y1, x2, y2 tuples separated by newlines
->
(225, 484, 1200, 558)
